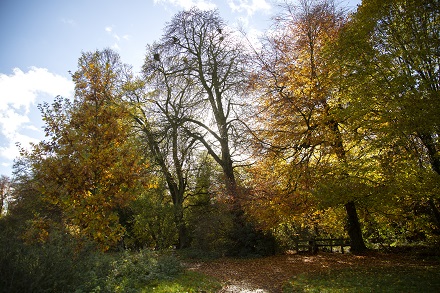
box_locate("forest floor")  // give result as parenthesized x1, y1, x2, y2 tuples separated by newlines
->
(185, 251, 440, 293)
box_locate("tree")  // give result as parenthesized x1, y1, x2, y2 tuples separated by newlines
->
(185, 152, 235, 255)
(127, 42, 201, 248)
(335, 0, 440, 234)
(21, 49, 146, 250)
(0, 176, 10, 216)
(159, 8, 250, 202)
(135, 9, 272, 254)
(125, 179, 178, 250)
(249, 0, 367, 252)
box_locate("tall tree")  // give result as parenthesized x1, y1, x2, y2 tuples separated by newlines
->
(336, 0, 440, 231)
(137, 8, 269, 254)
(21, 49, 146, 250)
(250, 0, 367, 251)
(127, 43, 200, 248)
(159, 8, 250, 202)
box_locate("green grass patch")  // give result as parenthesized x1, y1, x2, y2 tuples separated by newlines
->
(283, 266, 440, 293)
(141, 271, 222, 293)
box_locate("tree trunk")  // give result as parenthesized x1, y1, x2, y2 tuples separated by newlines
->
(345, 201, 367, 253)
(176, 220, 190, 249)
(428, 199, 440, 230)
(418, 133, 440, 231)
(222, 154, 237, 196)
(171, 189, 190, 249)
(172, 196, 190, 249)
(327, 117, 367, 253)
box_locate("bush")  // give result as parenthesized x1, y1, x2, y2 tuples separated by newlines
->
(227, 218, 277, 257)
(123, 186, 177, 250)
(187, 203, 234, 257)
(105, 250, 182, 292)
(0, 224, 111, 293)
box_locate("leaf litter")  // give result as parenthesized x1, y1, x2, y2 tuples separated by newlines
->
(186, 251, 440, 293)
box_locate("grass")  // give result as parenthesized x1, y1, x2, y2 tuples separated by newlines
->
(141, 271, 222, 293)
(283, 265, 440, 292)
(103, 249, 222, 293)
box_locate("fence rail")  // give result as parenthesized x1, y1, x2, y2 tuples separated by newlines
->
(293, 238, 351, 254)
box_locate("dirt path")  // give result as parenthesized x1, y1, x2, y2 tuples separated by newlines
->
(187, 252, 439, 293)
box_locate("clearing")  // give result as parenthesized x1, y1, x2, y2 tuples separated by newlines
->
(186, 251, 440, 293)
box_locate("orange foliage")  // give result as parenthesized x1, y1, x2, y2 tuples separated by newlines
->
(25, 50, 148, 251)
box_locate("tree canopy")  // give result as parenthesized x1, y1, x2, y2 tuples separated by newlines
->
(2, 0, 439, 255)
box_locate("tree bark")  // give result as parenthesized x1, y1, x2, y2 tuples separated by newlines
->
(175, 209, 190, 249)
(428, 199, 440, 230)
(418, 133, 440, 231)
(345, 201, 367, 253)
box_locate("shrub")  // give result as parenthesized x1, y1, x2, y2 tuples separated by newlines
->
(227, 218, 277, 257)
(0, 224, 110, 293)
(123, 186, 177, 250)
(105, 250, 182, 292)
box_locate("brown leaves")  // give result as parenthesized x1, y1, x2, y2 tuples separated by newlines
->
(25, 50, 149, 251)
(190, 252, 440, 293)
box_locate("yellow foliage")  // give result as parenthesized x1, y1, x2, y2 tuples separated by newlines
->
(26, 50, 152, 251)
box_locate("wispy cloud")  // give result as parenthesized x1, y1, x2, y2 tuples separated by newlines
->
(154, 0, 216, 10)
(0, 67, 74, 172)
(227, 0, 271, 16)
(60, 17, 77, 27)
(105, 26, 131, 51)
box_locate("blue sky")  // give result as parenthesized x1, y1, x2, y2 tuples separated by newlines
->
(0, 0, 361, 177)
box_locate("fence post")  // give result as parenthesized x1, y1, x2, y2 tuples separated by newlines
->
(309, 238, 318, 254)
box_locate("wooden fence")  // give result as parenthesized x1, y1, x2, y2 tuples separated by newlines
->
(293, 238, 351, 254)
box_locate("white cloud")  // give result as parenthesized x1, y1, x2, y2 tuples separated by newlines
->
(0, 108, 30, 138)
(154, 0, 216, 10)
(227, 0, 271, 16)
(0, 67, 74, 168)
(0, 67, 73, 113)
(105, 26, 131, 51)
(111, 43, 121, 51)
(61, 17, 77, 27)
(242, 26, 264, 50)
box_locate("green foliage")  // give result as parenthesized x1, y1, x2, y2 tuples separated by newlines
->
(105, 250, 182, 293)
(361, 202, 440, 248)
(283, 266, 440, 292)
(333, 0, 440, 243)
(184, 154, 233, 256)
(0, 214, 197, 293)
(140, 271, 221, 293)
(0, 220, 111, 293)
(124, 181, 177, 250)
(186, 202, 234, 257)
(227, 212, 277, 257)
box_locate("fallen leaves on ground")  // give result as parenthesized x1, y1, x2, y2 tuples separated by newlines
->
(185, 251, 440, 293)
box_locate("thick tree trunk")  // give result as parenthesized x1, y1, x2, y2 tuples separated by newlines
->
(428, 199, 440, 230)
(345, 201, 367, 253)
(222, 157, 237, 197)
(418, 133, 440, 231)
(176, 219, 190, 249)
(418, 133, 440, 175)
(171, 191, 190, 249)
(327, 118, 367, 253)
